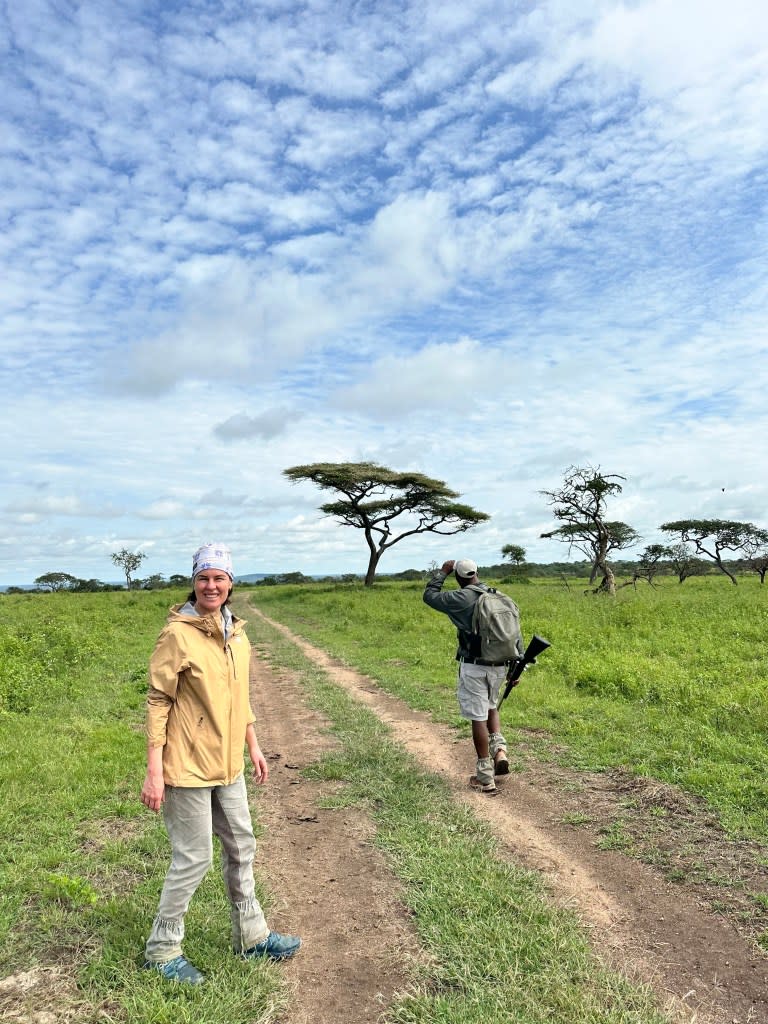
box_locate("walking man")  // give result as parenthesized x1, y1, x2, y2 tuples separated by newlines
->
(423, 559, 523, 794)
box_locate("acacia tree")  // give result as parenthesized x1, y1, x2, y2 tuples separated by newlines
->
(111, 548, 146, 590)
(501, 543, 526, 567)
(659, 519, 764, 586)
(283, 462, 489, 586)
(638, 544, 668, 582)
(540, 466, 640, 596)
(35, 572, 78, 592)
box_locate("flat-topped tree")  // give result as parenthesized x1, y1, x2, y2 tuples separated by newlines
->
(283, 462, 490, 586)
(660, 519, 767, 585)
(540, 465, 640, 595)
(34, 572, 78, 592)
(634, 543, 669, 586)
(501, 544, 526, 567)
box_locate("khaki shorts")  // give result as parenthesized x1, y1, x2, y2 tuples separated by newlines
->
(457, 662, 507, 721)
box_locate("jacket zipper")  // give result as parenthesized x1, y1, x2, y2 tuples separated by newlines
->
(226, 636, 235, 777)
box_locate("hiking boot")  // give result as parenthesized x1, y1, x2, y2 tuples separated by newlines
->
(143, 955, 206, 984)
(469, 774, 498, 795)
(470, 756, 497, 794)
(489, 732, 509, 775)
(241, 931, 302, 961)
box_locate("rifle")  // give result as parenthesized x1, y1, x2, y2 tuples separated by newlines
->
(497, 634, 551, 710)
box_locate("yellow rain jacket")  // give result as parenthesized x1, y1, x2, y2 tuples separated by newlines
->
(146, 605, 256, 787)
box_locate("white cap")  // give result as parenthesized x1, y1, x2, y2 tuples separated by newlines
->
(454, 559, 477, 580)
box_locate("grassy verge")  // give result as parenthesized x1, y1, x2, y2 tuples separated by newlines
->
(246, 575, 768, 839)
(246, 606, 671, 1023)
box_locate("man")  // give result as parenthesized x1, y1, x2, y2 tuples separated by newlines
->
(423, 558, 523, 795)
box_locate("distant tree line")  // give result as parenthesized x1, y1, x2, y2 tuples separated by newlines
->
(8, 574, 125, 594)
(3, 554, 761, 598)
(15, 572, 192, 595)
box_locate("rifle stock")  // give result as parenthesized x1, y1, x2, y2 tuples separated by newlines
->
(497, 634, 551, 709)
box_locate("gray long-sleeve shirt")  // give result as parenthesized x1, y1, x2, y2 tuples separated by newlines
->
(422, 570, 490, 658)
(422, 571, 487, 631)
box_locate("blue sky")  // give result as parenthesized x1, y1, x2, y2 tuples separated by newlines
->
(2, 0, 767, 585)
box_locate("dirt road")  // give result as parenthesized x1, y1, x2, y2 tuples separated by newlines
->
(248, 607, 768, 1024)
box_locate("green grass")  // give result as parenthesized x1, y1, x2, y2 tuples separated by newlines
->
(247, 574, 768, 838)
(2, 578, 762, 1022)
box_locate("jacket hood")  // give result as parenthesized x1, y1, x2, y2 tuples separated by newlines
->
(165, 603, 245, 634)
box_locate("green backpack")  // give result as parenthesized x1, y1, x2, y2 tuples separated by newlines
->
(467, 585, 522, 664)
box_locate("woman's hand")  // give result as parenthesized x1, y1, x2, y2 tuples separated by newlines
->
(249, 745, 270, 782)
(246, 723, 269, 784)
(141, 772, 165, 812)
(250, 749, 269, 784)
(141, 744, 165, 811)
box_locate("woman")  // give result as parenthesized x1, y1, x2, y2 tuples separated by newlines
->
(140, 542, 300, 984)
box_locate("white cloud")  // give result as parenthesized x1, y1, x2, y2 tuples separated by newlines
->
(210, 79, 264, 120)
(283, 107, 386, 172)
(1, 0, 767, 584)
(138, 500, 188, 521)
(336, 337, 510, 415)
(214, 408, 301, 441)
(589, 1, 768, 94)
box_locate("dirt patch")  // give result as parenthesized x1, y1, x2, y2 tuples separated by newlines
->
(246, 642, 424, 1024)
(249, 606, 768, 1024)
(514, 749, 768, 933)
(0, 967, 91, 1024)
(78, 816, 144, 853)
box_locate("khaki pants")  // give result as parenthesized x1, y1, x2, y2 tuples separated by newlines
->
(144, 774, 269, 962)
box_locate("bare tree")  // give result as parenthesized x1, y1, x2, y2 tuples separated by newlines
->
(541, 465, 640, 596)
(111, 548, 146, 590)
(283, 462, 489, 586)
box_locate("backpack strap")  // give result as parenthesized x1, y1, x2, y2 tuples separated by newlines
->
(465, 584, 488, 644)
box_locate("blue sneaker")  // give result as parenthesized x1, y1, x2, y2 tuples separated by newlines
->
(143, 954, 206, 984)
(241, 931, 302, 961)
